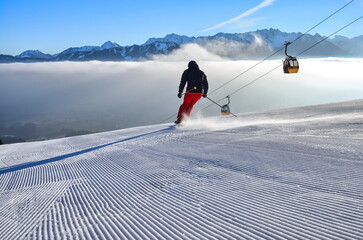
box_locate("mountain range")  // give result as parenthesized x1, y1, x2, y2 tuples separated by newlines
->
(1, 28, 362, 63)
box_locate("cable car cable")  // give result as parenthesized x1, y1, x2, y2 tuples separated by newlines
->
(289, 0, 356, 45)
(159, 0, 358, 124)
(296, 15, 363, 58)
(198, 63, 282, 114)
(197, 15, 363, 115)
(206, 0, 357, 97)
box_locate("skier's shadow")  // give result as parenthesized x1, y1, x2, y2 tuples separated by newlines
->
(0, 125, 175, 175)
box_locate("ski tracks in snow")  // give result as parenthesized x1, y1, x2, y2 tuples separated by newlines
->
(1, 102, 363, 239)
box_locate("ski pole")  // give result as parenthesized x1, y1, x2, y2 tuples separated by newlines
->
(181, 86, 197, 96)
(205, 96, 239, 118)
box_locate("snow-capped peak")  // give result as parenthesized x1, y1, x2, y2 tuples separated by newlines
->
(16, 50, 52, 59)
(78, 46, 101, 52)
(101, 41, 121, 49)
(143, 34, 195, 45)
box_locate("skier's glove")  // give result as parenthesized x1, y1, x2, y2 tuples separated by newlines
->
(177, 93, 182, 98)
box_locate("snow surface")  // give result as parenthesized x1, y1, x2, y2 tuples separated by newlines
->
(1, 99, 363, 239)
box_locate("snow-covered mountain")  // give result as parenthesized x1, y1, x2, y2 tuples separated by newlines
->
(1, 29, 362, 63)
(15, 50, 53, 60)
(143, 33, 196, 45)
(146, 29, 351, 59)
(330, 35, 363, 55)
(53, 41, 179, 61)
(101, 41, 121, 49)
(1, 99, 363, 239)
(12, 50, 53, 61)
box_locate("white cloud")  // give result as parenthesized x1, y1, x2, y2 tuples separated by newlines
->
(199, 0, 275, 33)
(151, 43, 224, 62)
(1, 57, 362, 138)
(152, 36, 272, 61)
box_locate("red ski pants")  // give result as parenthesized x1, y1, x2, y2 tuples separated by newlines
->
(177, 93, 202, 120)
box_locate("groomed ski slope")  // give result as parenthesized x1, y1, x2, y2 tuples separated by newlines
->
(1, 99, 363, 240)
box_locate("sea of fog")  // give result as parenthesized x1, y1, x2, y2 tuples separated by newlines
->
(1, 48, 362, 141)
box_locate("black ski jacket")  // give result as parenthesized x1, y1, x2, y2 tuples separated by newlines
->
(178, 62, 208, 95)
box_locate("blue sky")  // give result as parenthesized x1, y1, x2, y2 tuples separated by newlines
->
(0, 0, 362, 55)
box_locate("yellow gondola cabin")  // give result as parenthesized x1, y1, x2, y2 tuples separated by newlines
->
(283, 56, 299, 73)
(283, 42, 299, 74)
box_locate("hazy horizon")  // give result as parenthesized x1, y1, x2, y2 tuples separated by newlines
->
(1, 51, 362, 142)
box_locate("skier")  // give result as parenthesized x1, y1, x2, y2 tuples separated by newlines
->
(175, 60, 208, 124)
